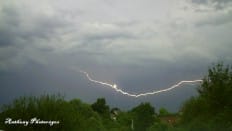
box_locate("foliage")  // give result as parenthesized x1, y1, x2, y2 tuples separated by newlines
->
(180, 63, 232, 130)
(115, 111, 133, 130)
(148, 122, 169, 131)
(130, 102, 156, 131)
(198, 63, 232, 112)
(159, 107, 170, 116)
(0, 95, 105, 131)
(91, 98, 110, 118)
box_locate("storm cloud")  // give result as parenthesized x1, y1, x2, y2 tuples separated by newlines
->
(191, 0, 232, 10)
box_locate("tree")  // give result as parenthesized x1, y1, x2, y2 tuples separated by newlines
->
(0, 95, 106, 131)
(130, 102, 156, 131)
(198, 63, 232, 112)
(91, 98, 110, 118)
(0, 95, 75, 130)
(159, 108, 170, 116)
(180, 63, 232, 130)
(116, 111, 133, 131)
(69, 99, 106, 131)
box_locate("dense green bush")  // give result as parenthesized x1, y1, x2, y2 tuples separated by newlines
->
(180, 63, 232, 131)
(130, 102, 156, 131)
(0, 95, 105, 131)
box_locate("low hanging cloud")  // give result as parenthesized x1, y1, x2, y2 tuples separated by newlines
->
(190, 0, 232, 10)
(0, 0, 232, 70)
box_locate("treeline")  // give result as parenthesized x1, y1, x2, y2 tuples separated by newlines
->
(179, 63, 232, 131)
(0, 63, 232, 131)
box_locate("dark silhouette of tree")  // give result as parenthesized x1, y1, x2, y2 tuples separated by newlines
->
(181, 63, 232, 130)
(198, 63, 232, 112)
(130, 102, 156, 131)
(91, 98, 110, 118)
(0, 95, 105, 131)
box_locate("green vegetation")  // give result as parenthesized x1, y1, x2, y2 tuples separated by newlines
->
(159, 107, 170, 116)
(0, 63, 232, 130)
(179, 63, 232, 131)
(0, 95, 105, 131)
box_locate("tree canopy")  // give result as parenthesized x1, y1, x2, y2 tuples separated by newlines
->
(130, 102, 156, 131)
(180, 63, 232, 130)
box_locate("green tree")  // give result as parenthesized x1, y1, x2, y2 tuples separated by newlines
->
(91, 98, 110, 118)
(0, 95, 106, 131)
(180, 63, 232, 130)
(69, 99, 105, 131)
(116, 111, 133, 131)
(159, 108, 170, 116)
(130, 102, 156, 131)
(0, 95, 74, 130)
(198, 63, 232, 112)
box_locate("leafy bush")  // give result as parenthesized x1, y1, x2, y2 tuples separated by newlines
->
(0, 95, 105, 131)
(180, 63, 232, 131)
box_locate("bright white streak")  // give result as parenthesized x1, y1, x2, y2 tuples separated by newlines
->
(80, 70, 203, 98)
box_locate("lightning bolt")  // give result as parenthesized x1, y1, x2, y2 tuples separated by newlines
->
(79, 70, 203, 97)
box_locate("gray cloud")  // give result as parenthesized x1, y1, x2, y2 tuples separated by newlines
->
(196, 11, 232, 26)
(191, 0, 232, 5)
(191, 0, 208, 5)
(191, 0, 232, 10)
(0, 2, 70, 47)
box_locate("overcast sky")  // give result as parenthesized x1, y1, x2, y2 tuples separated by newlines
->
(0, 0, 232, 111)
